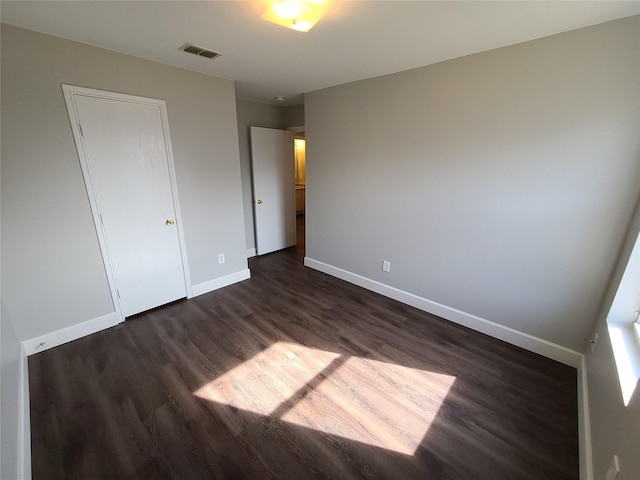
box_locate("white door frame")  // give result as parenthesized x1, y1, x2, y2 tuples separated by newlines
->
(62, 84, 193, 321)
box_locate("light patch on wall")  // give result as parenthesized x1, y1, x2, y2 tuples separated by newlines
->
(608, 325, 640, 406)
(605, 230, 640, 406)
(194, 341, 456, 455)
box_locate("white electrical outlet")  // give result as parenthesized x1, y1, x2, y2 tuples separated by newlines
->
(606, 454, 620, 480)
(382, 260, 391, 272)
(218, 253, 225, 264)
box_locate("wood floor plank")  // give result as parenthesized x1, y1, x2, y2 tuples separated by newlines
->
(29, 218, 578, 479)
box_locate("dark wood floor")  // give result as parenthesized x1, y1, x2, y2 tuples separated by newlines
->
(29, 216, 578, 479)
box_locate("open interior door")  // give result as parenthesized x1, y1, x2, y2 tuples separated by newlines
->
(250, 126, 296, 255)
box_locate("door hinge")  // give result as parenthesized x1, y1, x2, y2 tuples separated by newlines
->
(116, 289, 121, 299)
(79, 122, 84, 137)
(100, 214, 104, 225)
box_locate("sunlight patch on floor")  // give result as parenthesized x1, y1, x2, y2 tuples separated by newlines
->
(280, 356, 456, 455)
(194, 341, 456, 455)
(194, 342, 341, 415)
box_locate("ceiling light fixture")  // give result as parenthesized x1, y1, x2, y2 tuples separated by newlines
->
(261, 0, 329, 32)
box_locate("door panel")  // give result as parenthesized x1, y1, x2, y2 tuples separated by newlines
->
(75, 95, 187, 316)
(250, 127, 296, 255)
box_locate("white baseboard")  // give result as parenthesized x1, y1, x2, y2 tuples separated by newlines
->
(246, 248, 257, 258)
(304, 256, 590, 477)
(191, 269, 251, 297)
(15, 268, 246, 477)
(304, 257, 582, 368)
(18, 311, 121, 478)
(578, 355, 593, 480)
(22, 312, 121, 357)
(18, 344, 31, 480)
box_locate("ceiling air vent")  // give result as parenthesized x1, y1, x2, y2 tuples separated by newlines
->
(179, 43, 222, 60)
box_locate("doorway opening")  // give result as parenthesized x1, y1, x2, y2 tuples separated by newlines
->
(293, 131, 306, 258)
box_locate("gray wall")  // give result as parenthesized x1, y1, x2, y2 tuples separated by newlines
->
(585, 197, 640, 479)
(305, 15, 640, 352)
(235, 99, 286, 252)
(0, 299, 21, 480)
(283, 104, 305, 128)
(1, 24, 247, 341)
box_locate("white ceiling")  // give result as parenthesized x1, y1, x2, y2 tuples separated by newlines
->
(2, 1, 639, 105)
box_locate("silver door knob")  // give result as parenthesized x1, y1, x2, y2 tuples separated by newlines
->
(257, 199, 263, 204)
(165, 218, 175, 226)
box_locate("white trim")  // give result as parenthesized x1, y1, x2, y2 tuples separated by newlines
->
(191, 269, 251, 297)
(18, 311, 120, 478)
(22, 312, 121, 356)
(18, 344, 31, 480)
(246, 248, 257, 258)
(61, 84, 192, 320)
(304, 256, 591, 476)
(157, 94, 194, 299)
(578, 355, 593, 480)
(304, 257, 582, 368)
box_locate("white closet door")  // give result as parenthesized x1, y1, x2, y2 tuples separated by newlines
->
(250, 127, 296, 255)
(69, 89, 188, 317)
